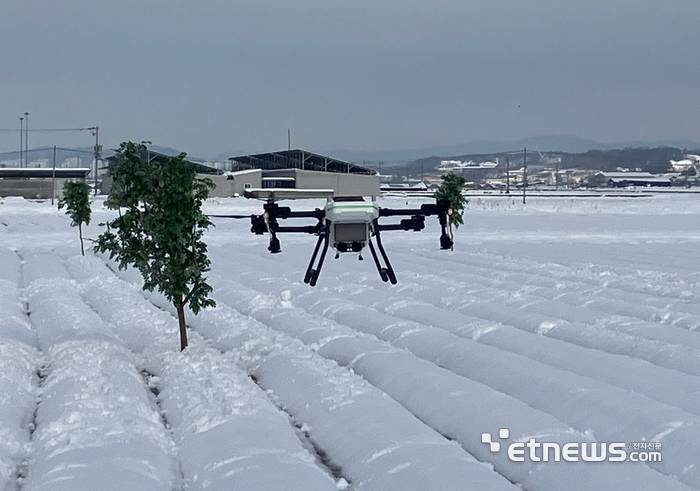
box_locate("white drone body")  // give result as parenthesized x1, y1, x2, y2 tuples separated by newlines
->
(324, 198, 379, 254)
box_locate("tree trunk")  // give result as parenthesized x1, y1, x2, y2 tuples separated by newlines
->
(175, 294, 188, 351)
(79, 223, 85, 256)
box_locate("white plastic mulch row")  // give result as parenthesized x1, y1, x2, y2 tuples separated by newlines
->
(422, 248, 700, 304)
(0, 247, 41, 491)
(402, 249, 700, 343)
(105, 261, 520, 491)
(24, 277, 180, 491)
(214, 244, 700, 390)
(448, 281, 700, 379)
(0, 249, 36, 348)
(341, 287, 700, 417)
(206, 274, 694, 491)
(66, 256, 339, 491)
(205, 249, 700, 490)
(342, 251, 700, 379)
(297, 291, 700, 490)
(393, 245, 700, 323)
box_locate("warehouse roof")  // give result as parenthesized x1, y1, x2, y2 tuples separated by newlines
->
(230, 149, 375, 175)
(105, 150, 222, 175)
(0, 168, 91, 179)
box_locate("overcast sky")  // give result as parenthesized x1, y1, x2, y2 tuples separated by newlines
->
(1, 0, 698, 158)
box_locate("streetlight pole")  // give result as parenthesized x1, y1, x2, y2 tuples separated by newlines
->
(92, 126, 101, 196)
(24, 112, 29, 167)
(505, 154, 510, 194)
(19, 117, 24, 167)
(522, 147, 527, 204)
(51, 145, 57, 205)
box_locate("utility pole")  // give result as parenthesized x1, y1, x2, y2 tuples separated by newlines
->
(19, 117, 24, 167)
(505, 154, 510, 194)
(555, 157, 560, 190)
(523, 147, 528, 202)
(92, 126, 101, 196)
(24, 112, 29, 167)
(51, 146, 57, 205)
(287, 128, 291, 151)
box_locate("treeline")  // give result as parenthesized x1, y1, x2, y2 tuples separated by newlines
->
(407, 146, 693, 178)
(559, 147, 684, 173)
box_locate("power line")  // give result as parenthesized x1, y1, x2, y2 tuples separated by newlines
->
(55, 147, 99, 154)
(0, 127, 95, 133)
(0, 147, 96, 157)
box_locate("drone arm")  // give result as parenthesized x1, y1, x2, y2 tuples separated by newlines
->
(376, 216, 425, 232)
(290, 210, 324, 219)
(208, 214, 255, 219)
(273, 225, 323, 234)
(378, 199, 449, 218)
(263, 203, 324, 220)
(378, 207, 427, 217)
(379, 198, 452, 250)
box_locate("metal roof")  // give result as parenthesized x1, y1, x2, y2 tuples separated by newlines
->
(0, 168, 91, 179)
(230, 149, 375, 175)
(243, 188, 335, 200)
(105, 150, 222, 175)
(596, 172, 655, 178)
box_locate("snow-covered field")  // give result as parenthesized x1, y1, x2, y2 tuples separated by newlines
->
(1, 193, 700, 490)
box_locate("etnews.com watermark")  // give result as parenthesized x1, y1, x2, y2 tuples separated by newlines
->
(482, 429, 662, 463)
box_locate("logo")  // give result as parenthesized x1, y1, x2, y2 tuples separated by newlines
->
(481, 429, 661, 463)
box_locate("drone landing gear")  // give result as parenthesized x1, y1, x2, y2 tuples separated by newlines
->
(368, 221, 397, 284)
(268, 231, 281, 254)
(304, 224, 330, 287)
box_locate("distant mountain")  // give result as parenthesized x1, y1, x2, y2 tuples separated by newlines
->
(15, 138, 696, 167)
(0, 143, 214, 169)
(326, 136, 700, 163)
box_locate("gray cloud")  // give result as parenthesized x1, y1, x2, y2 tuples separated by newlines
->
(1, 0, 698, 158)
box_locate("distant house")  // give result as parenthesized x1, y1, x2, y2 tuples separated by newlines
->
(595, 171, 671, 188)
(670, 155, 699, 173)
(221, 169, 262, 196)
(0, 168, 91, 199)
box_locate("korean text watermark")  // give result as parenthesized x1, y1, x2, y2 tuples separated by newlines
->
(482, 429, 662, 463)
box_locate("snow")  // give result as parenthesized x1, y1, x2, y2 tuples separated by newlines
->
(0, 273, 40, 491)
(24, 278, 179, 491)
(1, 193, 700, 489)
(64, 256, 338, 491)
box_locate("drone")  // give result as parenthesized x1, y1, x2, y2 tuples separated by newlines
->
(212, 190, 454, 286)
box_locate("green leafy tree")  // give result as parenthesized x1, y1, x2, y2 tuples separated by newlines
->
(436, 173, 467, 228)
(58, 180, 92, 256)
(95, 141, 216, 351)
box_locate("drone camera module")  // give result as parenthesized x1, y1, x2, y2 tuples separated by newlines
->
(333, 222, 368, 245)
